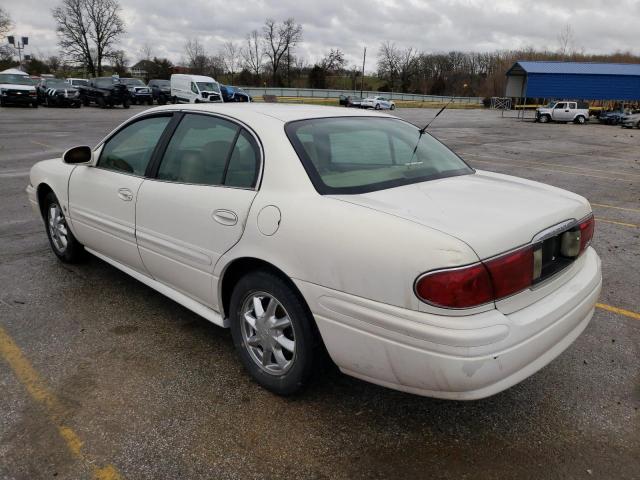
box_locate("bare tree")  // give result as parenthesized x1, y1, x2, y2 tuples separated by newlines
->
(241, 30, 263, 78)
(109, 49, 127, 75)
(0, 7, 12, 39)
(377, 41, 400, 90)
(319, 49, 346, 72)
(262, 17, 302, 86)
(557, 23, 574, 59)
(139, 42, 153, 61)
(85, 0, 125, 75)
(397, 47, 418, 92)
(47, 55, 62, 72)
(184, 38, 208, 74)
(221, 40, 240, 83)
(52, 0, 125, 76)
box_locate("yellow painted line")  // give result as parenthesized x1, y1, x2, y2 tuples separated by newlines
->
(460, 152, 640, 178)
(465, 155, 626, 181)
(30, 140, 57, 150)
(595, 217, 639, 228)
(596, 303, 640, 320)
(592, 203, 640, 213)
(0, 325, 123, 479)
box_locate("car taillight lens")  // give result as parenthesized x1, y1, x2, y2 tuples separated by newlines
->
(416, 214, 595, 309)
(415, 263, 494, 309)
(416, 245, 534, 308)
(484, 246, 534, 299)
(579, 215, 594, 254)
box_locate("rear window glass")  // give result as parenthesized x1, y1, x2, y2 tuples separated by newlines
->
(285, 117, 473, 194)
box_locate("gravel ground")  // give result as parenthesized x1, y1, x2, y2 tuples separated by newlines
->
(0, 104, 638, 480)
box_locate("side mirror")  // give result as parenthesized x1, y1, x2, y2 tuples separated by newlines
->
(63, 145, 93, 164)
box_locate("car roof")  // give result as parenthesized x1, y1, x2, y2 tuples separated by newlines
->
(143, 103, 395, 123)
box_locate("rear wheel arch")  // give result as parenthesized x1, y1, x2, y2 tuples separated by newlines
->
(219, 257, 312, 323)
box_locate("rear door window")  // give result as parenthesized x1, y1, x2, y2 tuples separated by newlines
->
(156, 114, 259, 188)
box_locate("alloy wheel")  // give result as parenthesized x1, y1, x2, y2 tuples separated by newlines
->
(48, 203, 68, 253)
(240, 292, 296, 375)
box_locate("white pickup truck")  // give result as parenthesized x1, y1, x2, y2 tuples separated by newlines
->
(536, 101, 589, 124)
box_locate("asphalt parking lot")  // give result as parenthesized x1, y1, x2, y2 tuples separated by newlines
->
(0, 104, 638, 480)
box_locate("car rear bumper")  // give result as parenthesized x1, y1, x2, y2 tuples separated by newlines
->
(296, 247, 601, 400)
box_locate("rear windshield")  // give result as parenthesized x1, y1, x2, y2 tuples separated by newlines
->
(121, 78, 144, 86)
(285, 117, 473, 194)
(45, 80, 69, 88)
(95, 78, 118, 88)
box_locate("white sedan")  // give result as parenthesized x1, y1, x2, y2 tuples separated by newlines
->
(26, 104, 601, 399)
(361, 95, 396, 110)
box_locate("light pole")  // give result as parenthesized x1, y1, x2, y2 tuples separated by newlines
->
(7, 35, 29, 69)
(360, 46, 366, 98)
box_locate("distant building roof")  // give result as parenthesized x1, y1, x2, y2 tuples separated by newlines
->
(507, 61, 640, 77)
(1, 68, 28, 75)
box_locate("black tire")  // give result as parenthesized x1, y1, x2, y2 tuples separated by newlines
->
(539, 114, 550, 123)
(390, 104, 396, 110)
(147, 97, 153, 106)
(97, 97, 106, 109)
(43, 191, 84, 263)
(574, 115, 586, 125)
(374, 103, 381, 110)
(158, 96, 167, 105)
(82, 96, 90, 106)
(229, 270, 320, 395)
(122, 98, 130, 109)
(32, 101, 38, 108)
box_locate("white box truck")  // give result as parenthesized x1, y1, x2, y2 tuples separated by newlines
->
(170, 74, 223, 104)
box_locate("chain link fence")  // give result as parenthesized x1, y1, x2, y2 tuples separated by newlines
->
(239, 87, 483, 104)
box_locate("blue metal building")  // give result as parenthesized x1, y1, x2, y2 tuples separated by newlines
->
(505, 61, 640, 100)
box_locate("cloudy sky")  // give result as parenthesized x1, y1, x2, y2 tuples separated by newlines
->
(5, 0, 640, 69)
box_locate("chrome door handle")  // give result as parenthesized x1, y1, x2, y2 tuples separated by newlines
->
(117, 188, 133, 201)
(212, 209, 238, 226)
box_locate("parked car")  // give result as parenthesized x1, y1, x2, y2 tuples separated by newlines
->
(170, 74, 223, 103)
(536, 101, 589, 124)
(26, 104, 601, 400)
(598, 110, 625, 125)
(148, 79, 171, 105)
(361, 96, 395, 110)
(120, 78, 153, 105)
(621, 113, 640, 129)
(339, 95, 363, 108)
(0, 73, 38, 107)
(79, 77, 130, 108)
(36, 78, 81, 107)
(220, 84, 251, 102)
(66, 78, 89, 89)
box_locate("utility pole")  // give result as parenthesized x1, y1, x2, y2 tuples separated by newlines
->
(7, 36, 29, 69)
(360, 46, 366, 98)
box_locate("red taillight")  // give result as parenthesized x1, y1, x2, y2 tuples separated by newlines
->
(415, 263, 494, 309)
(579, 215, 594, 254)
(416, 246, 533, 308)
(484, 246, 534, 299)
(416, 215, 595, 309)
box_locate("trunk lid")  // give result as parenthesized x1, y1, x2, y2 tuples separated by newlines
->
(330, 170, 591, 259)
